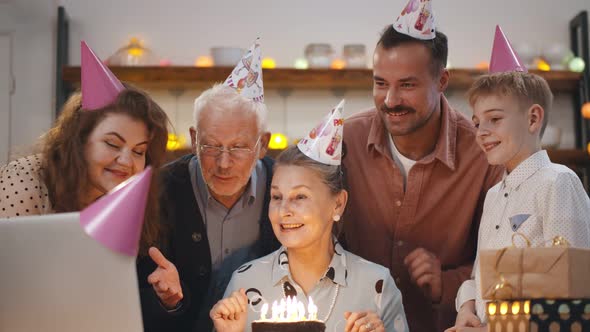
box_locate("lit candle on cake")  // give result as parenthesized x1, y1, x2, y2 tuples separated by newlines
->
(308, 297, 318, 320)
(252, 296, 326, 332)
(279, 299, 286, 320)
(291, 297, 301, 320)
(298, 301, 306, 320)
(261, 303, 269, 320)
(271, 301, 279, 321)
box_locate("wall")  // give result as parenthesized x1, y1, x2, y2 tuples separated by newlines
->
(0, 34, 12, 165)
(4, 0, 590, 154)
(0, 0, 57, 159)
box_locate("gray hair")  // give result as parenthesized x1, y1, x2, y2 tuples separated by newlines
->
(275, 146, 344, 195)
(193, 84, 268, 133)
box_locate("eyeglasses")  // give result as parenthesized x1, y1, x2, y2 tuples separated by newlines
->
(198, 136, 261, 159)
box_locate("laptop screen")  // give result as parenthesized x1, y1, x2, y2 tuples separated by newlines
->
(0, 213, 143, 332)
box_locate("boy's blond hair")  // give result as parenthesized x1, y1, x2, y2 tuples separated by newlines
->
(467, 72, 554, 137)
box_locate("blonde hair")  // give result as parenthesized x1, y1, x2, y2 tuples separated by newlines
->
(467, 71, 553, 137)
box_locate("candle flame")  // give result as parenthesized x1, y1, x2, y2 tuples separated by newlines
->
(261, 303, 269, 320)
(271, 301, 279, 320)
(260, 296, 319, 322)
(308, 296, 318, 321)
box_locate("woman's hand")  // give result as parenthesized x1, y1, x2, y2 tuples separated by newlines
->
(210, 289, 248, 332)
(344, 311, 385, 332)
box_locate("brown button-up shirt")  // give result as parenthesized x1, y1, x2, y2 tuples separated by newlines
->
(342, 96, 503, 332)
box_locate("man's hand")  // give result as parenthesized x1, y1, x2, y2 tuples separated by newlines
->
(403, 247, 442, 302)
(147, 247, 183, 309)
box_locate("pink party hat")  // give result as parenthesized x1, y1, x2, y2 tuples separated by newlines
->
(489, 25, 527, 73)
(297, 100, 345, 166)
(223, 38, 264, 102)
(80, 167, 152, 256)
(81, 41, 125, 110)
(393, 0, 436, 40)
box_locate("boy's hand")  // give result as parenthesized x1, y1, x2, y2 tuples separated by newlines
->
(445, 300, 482, 332)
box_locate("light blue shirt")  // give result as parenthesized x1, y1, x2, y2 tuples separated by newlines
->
(224, 240, 409, 332)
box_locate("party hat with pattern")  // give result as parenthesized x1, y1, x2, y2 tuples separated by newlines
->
(223, 38, 264, 102)
(393, 0, 436, 40)
(297, 100, 345, 166)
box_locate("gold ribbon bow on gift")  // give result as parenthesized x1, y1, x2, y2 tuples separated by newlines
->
(489, 233, 570, 299)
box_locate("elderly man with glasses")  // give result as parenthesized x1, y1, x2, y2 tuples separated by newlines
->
(137, 84, 280, 332)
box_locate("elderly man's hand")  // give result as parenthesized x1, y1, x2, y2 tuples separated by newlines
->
(403, 247, 442, 302)
(147, 247, 183, 309)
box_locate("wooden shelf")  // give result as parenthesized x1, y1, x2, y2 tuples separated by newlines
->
(164, 147, 589, 167)
(62, 66, 582, 92)
(547, 149, 590, 168)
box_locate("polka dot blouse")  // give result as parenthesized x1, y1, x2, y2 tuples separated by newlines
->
(0, 154, 53, 218)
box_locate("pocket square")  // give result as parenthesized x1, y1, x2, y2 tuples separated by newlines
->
(509, 214, 531, 231)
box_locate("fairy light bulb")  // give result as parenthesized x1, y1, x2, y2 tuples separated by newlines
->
(512, 301, 521, 315)
(569, 57, 585, 72)
(581, 102, 590, 119)
(500, 301, 509, 315)
(195, 56, 214, 67)
(269, 133, 288, 149)
(262, 57, 276, 69)
(488, 302, 497, 315)
(294, 58, 309, 69)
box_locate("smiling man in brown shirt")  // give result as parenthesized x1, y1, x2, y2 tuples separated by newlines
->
(342, 24, 504, 332)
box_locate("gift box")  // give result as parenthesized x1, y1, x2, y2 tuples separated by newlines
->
(480, 245, 590, 300)
(486, 299, 590, 332)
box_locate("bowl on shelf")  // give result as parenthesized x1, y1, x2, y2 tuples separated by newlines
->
(211, 47, 244, 67)
(543, 44, 571, 70)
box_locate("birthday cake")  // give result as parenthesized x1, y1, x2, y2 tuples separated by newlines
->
(252, 320, 325, 332)
(252, 297, 326, 332)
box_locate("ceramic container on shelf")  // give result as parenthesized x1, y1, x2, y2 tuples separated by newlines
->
(343, 44, 367, 69)
(305, 43, 334, 69)
(211, 47, 244, 66)
(543, 43, 571, 70)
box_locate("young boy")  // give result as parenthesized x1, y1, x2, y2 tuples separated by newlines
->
(447, 71, 590, 331)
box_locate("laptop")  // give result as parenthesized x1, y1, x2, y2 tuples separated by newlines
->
(0, 213, 144, 332)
